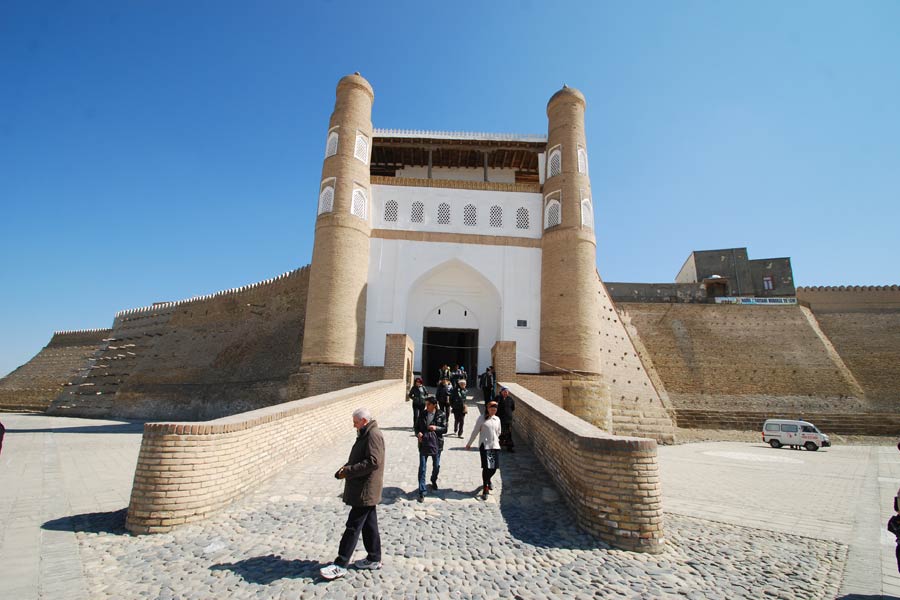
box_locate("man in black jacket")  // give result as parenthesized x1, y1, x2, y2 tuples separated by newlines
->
(320, 408, 385, 580)
(414, 397, 447, 501)
(407, 377, 428, 429)
(495, 386, 516, 452)
(479, 367, 495, 410)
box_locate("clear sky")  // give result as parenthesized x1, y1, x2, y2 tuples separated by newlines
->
(2, 1, 898, 377)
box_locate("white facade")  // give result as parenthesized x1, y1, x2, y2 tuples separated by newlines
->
(364, 183, 543, 375)
(370, 183, 542, 239)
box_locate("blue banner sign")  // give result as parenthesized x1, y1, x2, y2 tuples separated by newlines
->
(714, 297, 798, 305)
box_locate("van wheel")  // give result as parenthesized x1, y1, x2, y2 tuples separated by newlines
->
(769, 439, 781, 449)
(804, 441, 819, 452)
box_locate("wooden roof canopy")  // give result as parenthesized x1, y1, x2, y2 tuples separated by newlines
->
(370, 136, 545, 180)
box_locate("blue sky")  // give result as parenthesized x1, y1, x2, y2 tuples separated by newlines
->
(2, 0, 898, 377)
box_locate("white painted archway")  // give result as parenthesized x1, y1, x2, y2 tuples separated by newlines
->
(406, 258, 501, 376)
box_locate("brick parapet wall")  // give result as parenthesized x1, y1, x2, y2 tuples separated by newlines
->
(675, 409, 900, 436)
(504, 383, 664, 553)
(125, 379, 406, 534)
(298, 365, 385, 398)
(514, 374, 563, 405)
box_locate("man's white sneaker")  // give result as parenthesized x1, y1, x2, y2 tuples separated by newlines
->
(354, 558, 383, 570)
(319, 564, 348, 580)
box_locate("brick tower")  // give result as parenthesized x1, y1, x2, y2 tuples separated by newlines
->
(539, 85, 603, 375)
(300, 73, 374, 366)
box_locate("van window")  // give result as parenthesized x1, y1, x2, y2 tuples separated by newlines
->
(764, 423, 780, 432)
(801, 425, 816, 433)
(781, 424, 798, 433)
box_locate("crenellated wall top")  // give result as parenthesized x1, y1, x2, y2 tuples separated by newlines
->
(52, 328, 113, 336)
(114, 266, 309, 319)
(797, 285, 899, 292)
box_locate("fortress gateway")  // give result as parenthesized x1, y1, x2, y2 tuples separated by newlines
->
(299, 73, 671, 439)
(3, 74, 898, 444)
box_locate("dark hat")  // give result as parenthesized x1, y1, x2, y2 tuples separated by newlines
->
(415, 376, 423, 383)
(500, 386, 509, 392)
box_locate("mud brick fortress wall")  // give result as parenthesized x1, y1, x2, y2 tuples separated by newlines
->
(0, 328, 111, 412)
(47, 267, 311, 421)
(619, 303, 861, 412)
(126, 379, 406, 534)
(504, 383, 663, 553)
(618, 287, 900, 434)
(797, 285, 900, 412)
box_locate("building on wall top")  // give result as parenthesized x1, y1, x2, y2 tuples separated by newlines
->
(675, 247, 795, 298)
(607, 247, 795, 303)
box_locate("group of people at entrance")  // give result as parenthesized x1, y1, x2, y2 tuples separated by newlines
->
(406, 366, 516, 502)
(318, 368, 517, 581)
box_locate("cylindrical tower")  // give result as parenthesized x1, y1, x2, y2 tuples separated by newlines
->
(539, 85, 603, 374)
(301, 73, 374, 366)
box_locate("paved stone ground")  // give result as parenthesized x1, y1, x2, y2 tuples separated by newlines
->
(0, 401, 897, 599)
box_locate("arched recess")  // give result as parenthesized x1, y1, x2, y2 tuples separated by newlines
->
(405, 258, 501, 381)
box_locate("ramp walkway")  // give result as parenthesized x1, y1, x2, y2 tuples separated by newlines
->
(0, 393, 891, 599)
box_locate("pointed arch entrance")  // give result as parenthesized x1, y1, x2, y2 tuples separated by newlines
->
(406, 259, 501, 384)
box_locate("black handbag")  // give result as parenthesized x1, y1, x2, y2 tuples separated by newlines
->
(888, 514, 900, 537)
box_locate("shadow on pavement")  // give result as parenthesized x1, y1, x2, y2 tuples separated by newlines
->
(8, 422, 146, 434)
(380, 486, 411, 505)
(210, 555, 320, 584)
(492, 437, 609, 552)
(43, 508, 128, 535)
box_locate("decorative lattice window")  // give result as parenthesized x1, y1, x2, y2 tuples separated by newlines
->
(544, 195, 561, 229)
(548, 146, 562, 178)
(437, 202, 450, 224)
(325, 131, 339, 158)
(489, 205, 502, 228)
(354, 132, 369, 163)
(411, 201, 424, 223)
(577, 146, 588, 174)
(581, 198, 594, 229)
(318, 185, 334, 215)
(463, 204, 477, 227)
(384, 200, 398, 222)
(516, 207, 530, 230)
(351, 188, 368, 220)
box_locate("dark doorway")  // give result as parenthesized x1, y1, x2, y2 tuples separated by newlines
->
(422, 328, 478, 386)
(706, 281, 728, 298)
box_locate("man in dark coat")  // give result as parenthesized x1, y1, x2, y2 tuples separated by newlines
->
(415, 397, 448, 501)
(479, 367, 495, 409)
(435, 377, 452, 421)
(450, 378, 469, 438)
(495, 386, 516, 452)
(407, 377, 428, 429)
(320, 408, 385, 580)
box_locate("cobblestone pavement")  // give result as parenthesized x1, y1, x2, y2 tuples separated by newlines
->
(1, 402, 897, 599)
